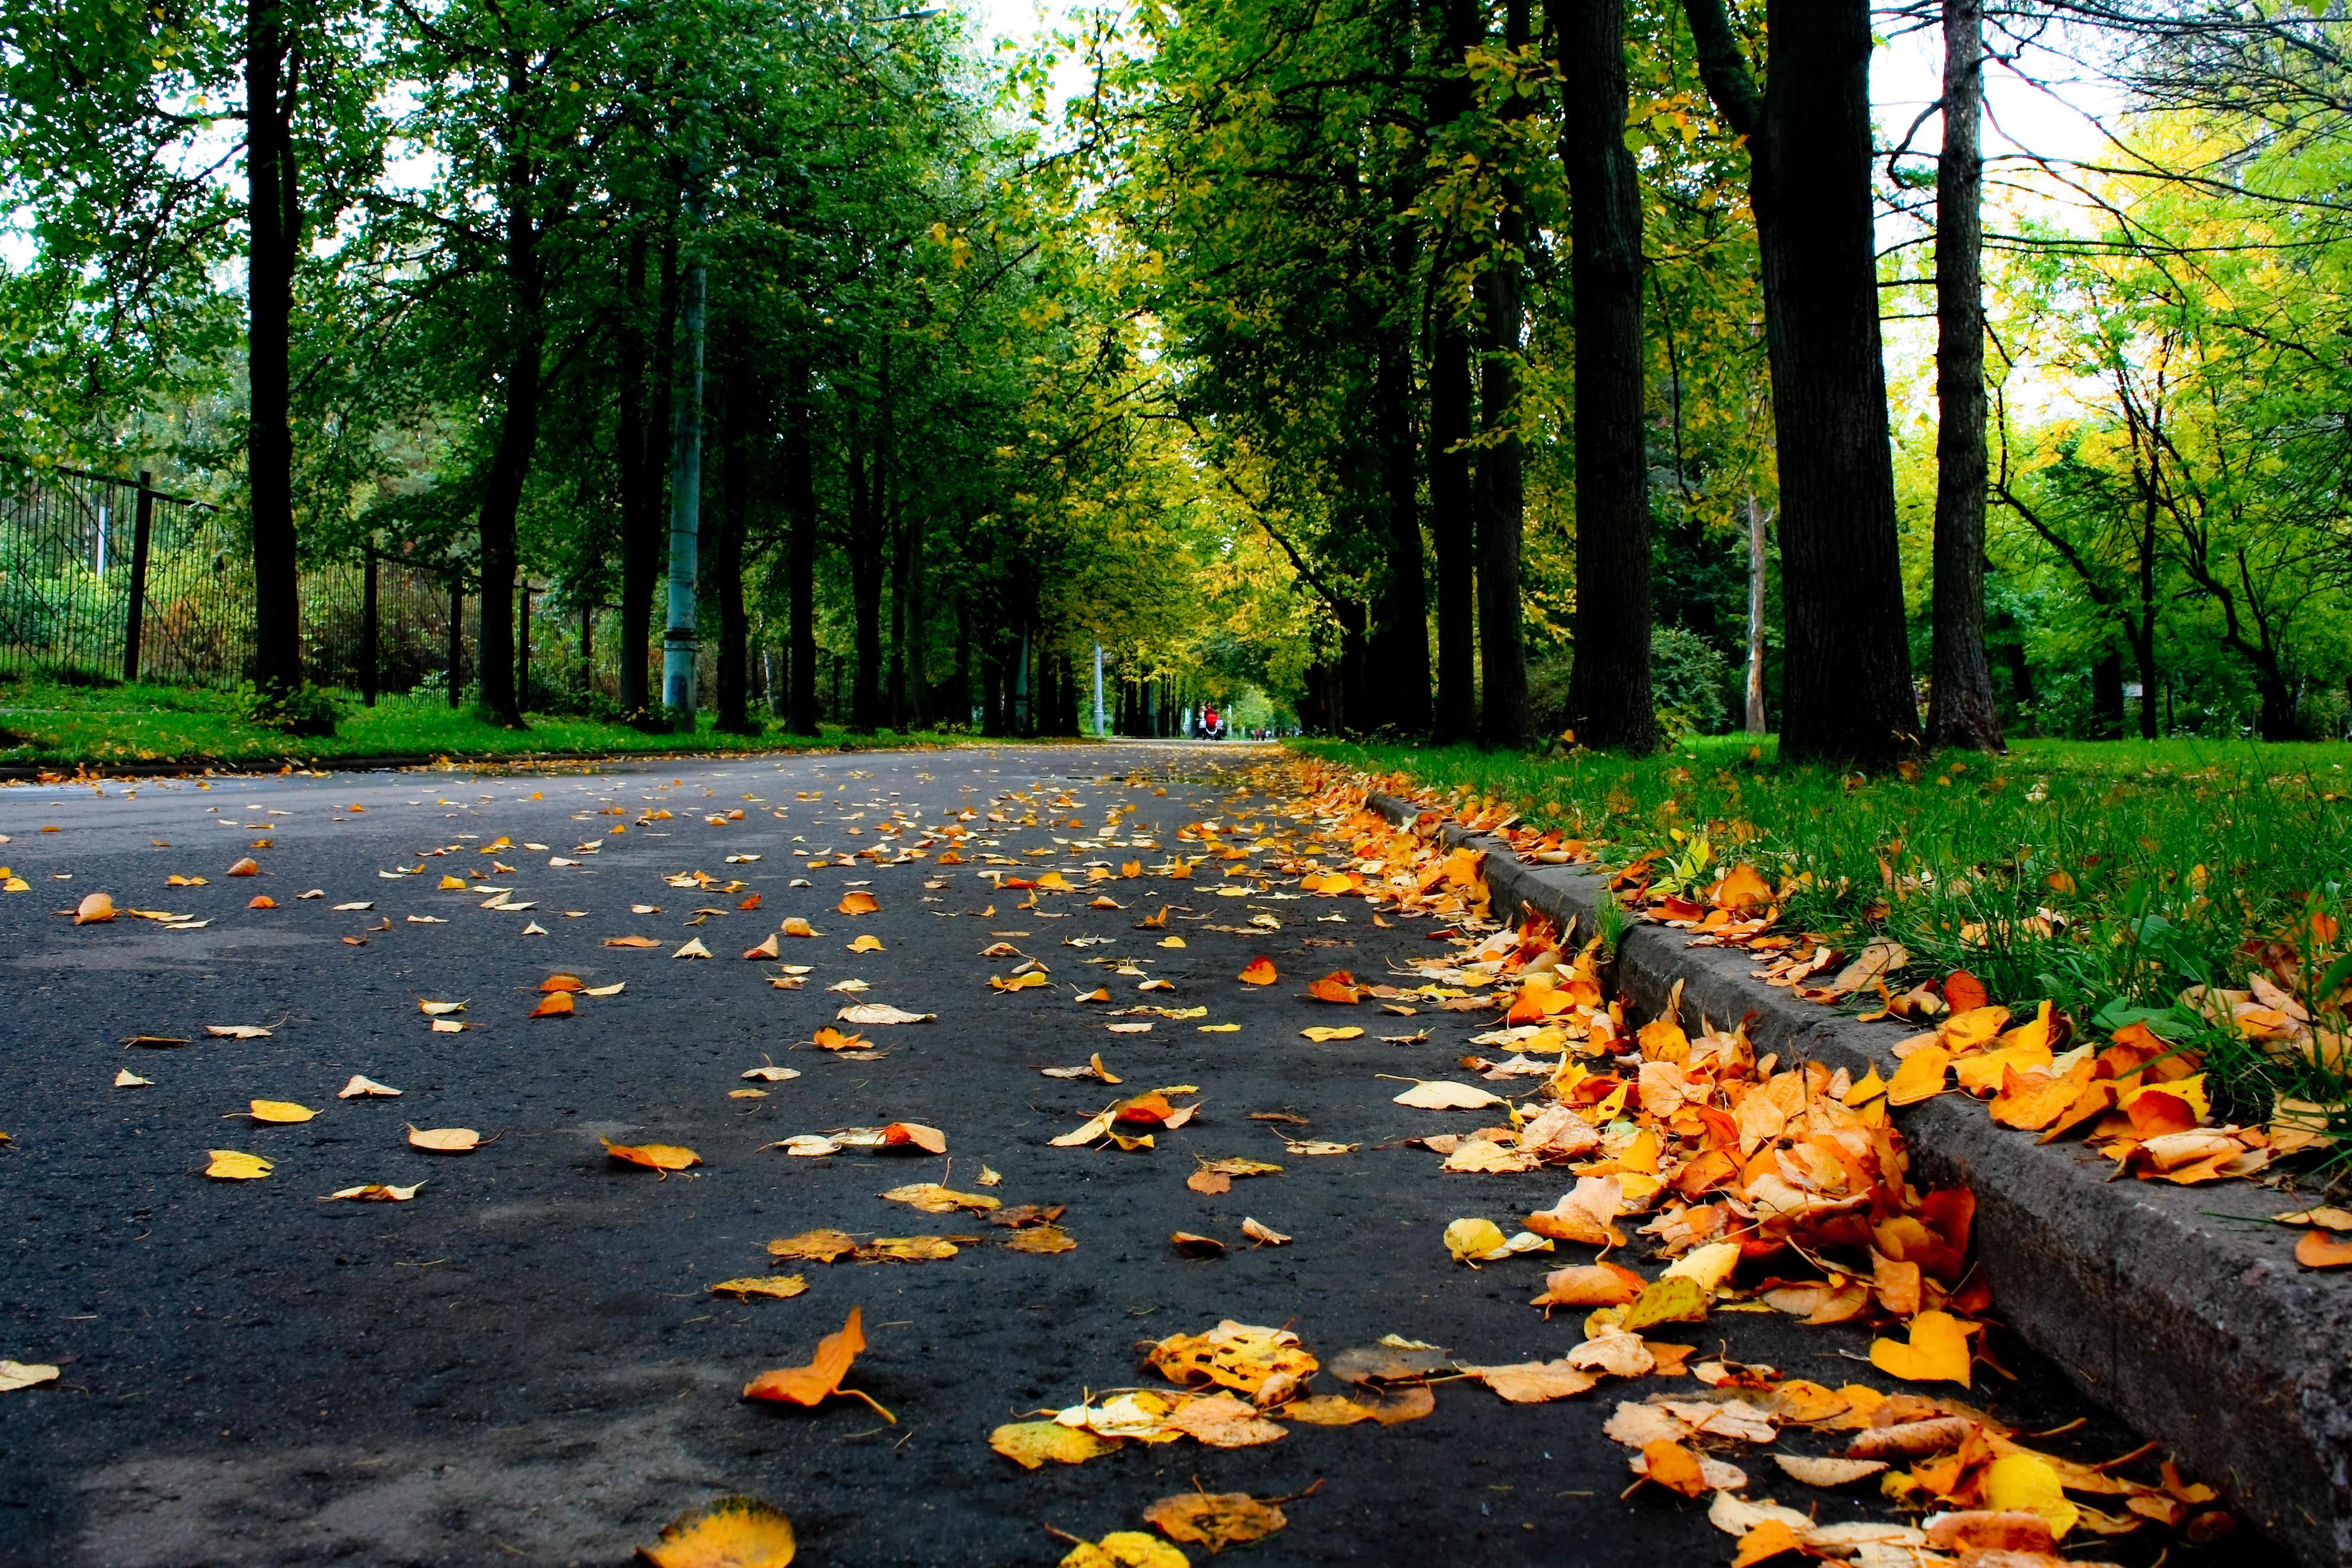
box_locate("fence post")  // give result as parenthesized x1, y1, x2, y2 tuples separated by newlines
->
(448, 583, 464, 708)
(123, 473, 154, 682)
(361, 549, 379, 706)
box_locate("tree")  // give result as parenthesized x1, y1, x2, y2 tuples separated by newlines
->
(1925, 0, 2002, 751)
(1683, 0, 1918, 762)
(1553, 0, 1653, 752)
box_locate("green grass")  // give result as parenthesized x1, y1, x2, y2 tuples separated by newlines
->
(1297, 733, 2352, 1126)
(0, 679, 995, 768)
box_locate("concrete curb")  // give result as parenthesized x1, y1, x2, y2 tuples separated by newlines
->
(1369, 791, 2352, 1565)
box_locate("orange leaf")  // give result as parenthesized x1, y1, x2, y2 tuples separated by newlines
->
(247, 894, 277, 909)
(882, 1122, 947, 1154)
(1640, 1439, 1710, 1498)
(540, 973, 584, 993)
(530, 991, 576, 1018)
(1306, 971, 1361, 1005)
(74, 892, 117, 924)
(2297, 1229, 2352, 1268)
(837, 890, 879, 915)
(742, 1306, 893, 1419)
(605, 935, 661, 948)
(781, 918, 817, 937)
(1944, 970, 1989, 1012)
(1868, 1309, 1972, 1387)
(812, 1027, 867, 1051)
(1884, 1044, 1952, 1106)
(603, 1137, 702, 1174)
(737, 893, 762, 911)
(1238, 956, 1277, 985)
(226, 857, 260, 877)
(1713, 864, 1772, 911)
(1731, 1520, 1806, 1568)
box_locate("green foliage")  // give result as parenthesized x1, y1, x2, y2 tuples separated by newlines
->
(1650, 624, 1731, 739)
(235, 679, 342, 737)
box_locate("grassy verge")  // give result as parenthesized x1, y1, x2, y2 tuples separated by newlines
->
(0, 679, 991, 768)
(1297, 733, 2352, 1127)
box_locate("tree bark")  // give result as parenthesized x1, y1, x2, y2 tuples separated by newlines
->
(1745, 493, 1769, 732)
(1428, 0, 1479, 742)
(711, 346, 750, 733)
(846, 421, 883, 733)
(1373, 201, 1431, 733)
(1555, 0, 1653, 752)
(615, 235, 653, 716)
(784, 355, 819, 734)
(2092, 647, 2125, 739)
(473, 60, 543, 729)
(1925, 0, 2003, 752)
(1684, 0, 1917, 763)
(622, 226, 678, 716)
(246, 0, 301, 698)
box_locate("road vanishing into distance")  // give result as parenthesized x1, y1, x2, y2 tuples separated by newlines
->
(0, 742, 2247, 1566)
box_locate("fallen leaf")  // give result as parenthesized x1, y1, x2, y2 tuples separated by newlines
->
(606, 935, 662, 948)
(741, 1305, 892, 1419)
(1142, 1491, 1288, 1551)
(407, 1125, 483, 1153)
(1461, 1360, 1598, 1403)
(838, 890, 880, 915)
(709, 1276, 810, 1300)
(881, 1182, 997, 1213)
(1237, 956, 1277, 985)
(1300, 1026, 1363, 1043)
(1868, 1309, 1971, 1387)
(1391, 1079, 1504, 1111)
(114, 1069, 152, 1087)
(585, 982, 625, 996)
(604, 1138, 702, 1175)
(636, 1494, 798, 1568)
(2272, 1205, 2352, 1230)
(1729, 1519, 1804, 1568)
(532, 991, 576, 1018)
(1773, 1454, 1888, 1487)
(226, 857, 259, 877)
(0, 1362, 62, 1391)
(1147, 1321, 1316, 1396)
(1162, 1391, 1288, 1447)
(204, 1024, 271, 1039)
(1634, 1438, 1714, 1497)
(743, 1065, 802, 1082)
(838, 1004, 935, 1025)
(768, 1229, 859, 1263)
(247, 1099, 316, 1124)
(881, 1122, 948, 1154)
(2296, 1229, 2352, 1268)
(863, 1236, 958, 1261)
(204, 1149, 273, 1179)
(1240, 1217, 1291, 1246)
(745, 933, 782, 959)
(1171, 1230, 1227, 1257)
(74, 892, 116, 924)
(674, 939, 714, 959)
(420, 999, 468, 1016)
(1007, 1224, 1078, 1254)
(324, 1182, 423, 1202)
(991, 1421, 1122, 1469)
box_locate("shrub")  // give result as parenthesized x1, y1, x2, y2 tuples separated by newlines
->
(236, 679, 342, 737)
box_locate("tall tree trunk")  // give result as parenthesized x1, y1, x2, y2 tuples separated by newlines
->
(1428, 0, 1479, 742)
(1926, 0, 2002, 752)
(846, 425, 883, 732)
(1685, 0, 1917, 763)
(1555, 0, 1653, 752)
(475, 77, 542, 729)
(246, 0, 301, 698)
(887, 508, 908, 729)
(1744, 494, 1769, 732)
(1476, 0, 1533, 747)
(903, 510, 929, 728)
(615, 236, 652, 716)
(784, 355, 819, 734)
(1374, 213, 1431, 733)
(622, 225, 680, 716)
(711, 346, 750, 732)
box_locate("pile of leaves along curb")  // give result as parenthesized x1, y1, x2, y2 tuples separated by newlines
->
(1335, 762, 2352, 1267)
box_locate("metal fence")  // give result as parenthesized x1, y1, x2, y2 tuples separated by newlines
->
(0, 458, 471, 693)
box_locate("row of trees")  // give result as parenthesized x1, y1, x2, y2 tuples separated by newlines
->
(8, 0, 2352, 749)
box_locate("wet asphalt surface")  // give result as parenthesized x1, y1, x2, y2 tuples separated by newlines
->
(0, 741, 2265, 1567)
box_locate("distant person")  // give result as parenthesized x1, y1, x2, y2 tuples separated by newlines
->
(1202, 706, 1219, 739)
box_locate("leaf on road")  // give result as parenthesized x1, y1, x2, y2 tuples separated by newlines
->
(74, 892, 116, 924)
(838, 891, 880, 915)
(1142, 1491, 1287, 1551)
(205, 1150, 273, 1179)
(741, 1306, 892, 1419)
(1146, 1321, 1316, 1396)
(990, 1421, 1121, 1470)
(782, 918, 819, 937)
(1389, 1079, 1504, 1111)
(532, 991, 576, 1018)
(2296, 1229, 2352, 1268)
(1237, 956, 1276, 985)
(1869, 1309, 1972, 1386)
(226, 858, 259, 877)
(880, 1182, 996, 1213)
(768, 1230, 859, 1263)
(604, 1138, 702, 1175)
(1240, 1217, 1291, 1246)
(419, 1000, 467, 1015)
(838, 1004, 935, 1025)
(710, 1276, 810, 1300)
(1300, 1026, 1363, 1043)
(1458, 1361, 1597, 1403)
(674, 938, 714, 959)
(743, 1065, 802, 1082)
(605, 935, 662, 948)
(205, 1024, 271, 1039)
(324, 1182, 422, 1202)
(407, 1125, 483, 1153)
(1774, 1454, 1888, 1487)
(247, 1100, 315, 1124)
(1007, 1224, 1078, 1254)
(848, 934, 885, 953)
(114, 1069, 152, 1087)
(636, 1494, 798, 1568)
(0, 1362, 62, 1392)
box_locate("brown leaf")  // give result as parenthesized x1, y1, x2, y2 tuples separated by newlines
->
(531, 991, 576, 1018)
(1171, 1230, 1227, 1257)
(1141, 1492, 1288, 1552)
(1240, 1217, 1291, 1246)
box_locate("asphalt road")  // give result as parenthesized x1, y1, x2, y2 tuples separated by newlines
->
(0, 742, 2258, 1567)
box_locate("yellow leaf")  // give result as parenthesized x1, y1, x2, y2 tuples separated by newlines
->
(1621, 1274, 1709, 1330)
(1300, 1025, 1363, 1042)
(1444, 1216, 1510, 1262)
(1731, 1519, 1806, 1568)
(1141, 1491, 1287, 1551)
(247, 1100, 316, 1123)
(1868, 1309, 1971, 1386)
(991, 1421, 1124, 1470)
(1884, 1044, 1952, 1106)
(204, 1149, 273, 1179)
(636, 1494, 798, 1568)
(708, 1276, 809, 1299)
(847, 934, 885, 953)
(1058, 1532, 1187, 1568)
(603, 1138, 702, 1174)
(324, 1182, 423, 1202)
(1983, 1451, 2080, 1538)
(407, 1125, 483, 1153)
